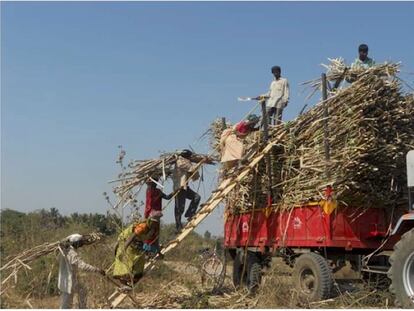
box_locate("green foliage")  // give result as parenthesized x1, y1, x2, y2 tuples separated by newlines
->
(214, 237, 224, 255)
(0, 208, 121, 257)
(67, 211, 121, 235)
(159, 223, 216, 262)
(0, 208, 120, 299)
(1, 208, 222, 307)
(204, 230, 211, 240)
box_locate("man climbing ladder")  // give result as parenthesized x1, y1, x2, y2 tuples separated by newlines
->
(106, 130, 286, 308)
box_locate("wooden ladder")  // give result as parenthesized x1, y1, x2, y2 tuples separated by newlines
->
(107, 133, 283, 308)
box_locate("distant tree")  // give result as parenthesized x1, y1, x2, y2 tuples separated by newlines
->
(49, 207, 59, 219)
(215, 238, 223, 255)
(70, 212, 80, 223)
(38, 207, 66, 229)
(204, 230, 212, 240)
(50, 207, 66, 227)
(0, 209, 26, 235)
(67, 211, 121, 235)
(80, 214, 89, 224)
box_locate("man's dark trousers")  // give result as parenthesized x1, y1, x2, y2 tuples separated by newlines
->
(174, 187, 201, 230)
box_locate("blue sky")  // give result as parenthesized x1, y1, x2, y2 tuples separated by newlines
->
(2, 2, 414, 235)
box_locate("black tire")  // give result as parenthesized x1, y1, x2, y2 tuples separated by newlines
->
(232, 253, 247, 288)
(293, 252, 333, 302)
(246, 252, 262, 293)
(388, 228, 414, 308)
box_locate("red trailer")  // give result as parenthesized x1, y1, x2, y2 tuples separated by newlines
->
(225, 204, 394, 251)
(224, 151, 414, 307)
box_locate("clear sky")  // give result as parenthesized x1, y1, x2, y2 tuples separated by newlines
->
(2, 1, 414, 235)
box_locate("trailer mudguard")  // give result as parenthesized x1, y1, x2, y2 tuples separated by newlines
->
(391, 212, 414, 236)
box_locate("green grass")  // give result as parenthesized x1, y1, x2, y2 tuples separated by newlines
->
(0, 208, 217, 308)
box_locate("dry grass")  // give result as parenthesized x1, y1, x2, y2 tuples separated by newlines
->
(254, 258, 395, 309)
(1, 251, 397, 309)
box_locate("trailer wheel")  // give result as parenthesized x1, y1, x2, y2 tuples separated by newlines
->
(247, 252, 262, 293)
(232, 253, 247, 288)
(293, 252, 333, 302)
(388, 228, 414, 308)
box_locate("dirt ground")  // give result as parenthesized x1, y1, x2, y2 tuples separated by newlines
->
(1, 257, 395, 309)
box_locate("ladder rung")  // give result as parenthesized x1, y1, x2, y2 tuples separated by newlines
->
(108, 291, 118, 301)
(211, 189, 223, 193)
(111, 294, 128, 308)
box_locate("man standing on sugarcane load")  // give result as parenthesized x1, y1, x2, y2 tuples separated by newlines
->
(351, 44, 375, 69)
(172, 149, 201, 232)
(259, 66, 290, 125)
(58, 234, 105, 309)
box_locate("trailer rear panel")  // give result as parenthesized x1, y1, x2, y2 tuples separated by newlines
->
(224, 205, 391, 251)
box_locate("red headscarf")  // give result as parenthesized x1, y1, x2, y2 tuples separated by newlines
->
(235, 121, 249, 136)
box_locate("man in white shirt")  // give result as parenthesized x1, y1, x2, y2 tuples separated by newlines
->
(58, 234, 105, 309)
(262, 66, 290, 125)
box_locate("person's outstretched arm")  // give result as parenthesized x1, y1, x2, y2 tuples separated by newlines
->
(162, 191, 175, 200)
(67, 248, 104, 274)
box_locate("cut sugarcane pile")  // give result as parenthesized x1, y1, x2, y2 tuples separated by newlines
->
(218, 62, 414, 213)
(302, 59, 399, 95)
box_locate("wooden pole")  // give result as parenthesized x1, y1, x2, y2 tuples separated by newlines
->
(322, 73, 331, 179)
(260, 100, 273, 203)
(260, 101, 269, 142)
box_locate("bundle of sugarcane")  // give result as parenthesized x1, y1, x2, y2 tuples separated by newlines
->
(208, 118, 232, 157)
(302, 59, 399, 96)
(221, 126, 286, 213)
(111, 153, 177, 198)
(275, 65, 413, 209)
(111, 152, 216, 198)
(0, 232, 103, 288)
(225, 62, 414, 213)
